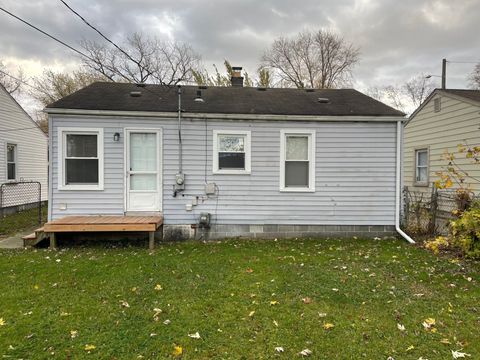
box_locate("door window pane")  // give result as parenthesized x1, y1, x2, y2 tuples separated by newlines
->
(130, 133, 157, 171)
(286, 136, 308, 160)
(219, 135, 244, 152)
(219, 152, 245, 169)
(66, 159, 99, 184)
(130, 174, 157, 190)
(66, 134, 97, 157)
(285, 161, 309, 187)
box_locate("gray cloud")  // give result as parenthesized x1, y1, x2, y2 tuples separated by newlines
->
(1, 0, 479, 90)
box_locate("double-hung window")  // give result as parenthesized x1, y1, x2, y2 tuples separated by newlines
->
(415, 148, 429, 186)
(213, 130, 251, 174)
(280, 130, 315, 192)
(6, 143, 17, 181)
(58, 128, 104, 190)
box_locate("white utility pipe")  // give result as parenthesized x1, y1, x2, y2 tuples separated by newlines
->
(395, 120, 416, 244)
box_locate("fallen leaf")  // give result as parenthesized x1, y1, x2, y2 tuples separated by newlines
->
(440, 338, 451, 345)
(163, 319, 171, 325)
(246, 268, 254, 273)
(248, 311, 255, 317)
(406, 345, 415, 351)
(318, 312, 327, 318)
(84, 344, 96, 351)
(270, 300, 279, 306)
(422, 318, 435, 330)
(273, 320, 278, 327)
(397, 324, 406, 332)
(452, 350, 471, 359)
(323, 323, 335, 330)
(0, 318, 5, 326)
(299, 349, 312, 356)
(70, 330, 78, 339)
(302, 297, 312, 304)
(154, 284, 163, 291)
(275, 347, 284, 353)
(173, 345, 183, 357)
(188, 332, 201, 339)
(120, 300, 130, 308)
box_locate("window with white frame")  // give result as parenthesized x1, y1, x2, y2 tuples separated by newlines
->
(213, 130, 251, 174)
(58, 128, 104, 190)
(280, 130, 315, 192)
(6, 143, 17, 180)
(415, 148, 429, 185)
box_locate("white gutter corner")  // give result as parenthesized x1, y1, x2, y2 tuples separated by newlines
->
(395, 120, 415, 244)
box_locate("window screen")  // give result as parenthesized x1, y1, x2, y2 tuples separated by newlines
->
(7, 144, 16, 180)
(218, 134, 246, 170)
(285, 135, 309, 187)
(415, 149, 428, 183)
(65, 134, 99, 184)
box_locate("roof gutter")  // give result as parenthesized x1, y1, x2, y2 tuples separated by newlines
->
(395, 120, 415, 244)
(43, 108, 404, 122)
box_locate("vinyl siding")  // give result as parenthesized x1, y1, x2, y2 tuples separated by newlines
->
(50, 114, 397, 225)
(0, 86, 48, 201)
(404, 94, 480, 193)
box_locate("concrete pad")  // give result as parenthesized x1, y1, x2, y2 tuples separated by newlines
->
(0, 232, 27, 249)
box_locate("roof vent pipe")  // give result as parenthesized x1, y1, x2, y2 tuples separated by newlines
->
(231, 66, 244, 87)
(317, 97, 330, 103)
(130, 91, 142, 97)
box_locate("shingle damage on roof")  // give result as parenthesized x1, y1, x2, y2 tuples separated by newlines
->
(46, 82, 405, 117)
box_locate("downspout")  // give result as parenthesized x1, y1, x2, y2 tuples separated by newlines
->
(177, 85, 182, 174)
(395, 120, 415, 244)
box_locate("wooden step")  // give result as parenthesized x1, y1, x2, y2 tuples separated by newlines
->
(23, 227, 48, 247)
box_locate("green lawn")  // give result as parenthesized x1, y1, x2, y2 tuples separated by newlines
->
(0, 205, 47, 238)
(0, 238, 478, 359)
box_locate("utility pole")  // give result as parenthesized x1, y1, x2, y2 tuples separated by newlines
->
(441, 58, 446, 89)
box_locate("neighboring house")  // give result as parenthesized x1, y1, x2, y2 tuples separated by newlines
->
(45, 73, 407, 240)
(404, 89, 480, 194)
(0, 84, 48, 208)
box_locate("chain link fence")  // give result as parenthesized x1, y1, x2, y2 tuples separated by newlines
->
(0, 181, 47, 237)
(403, 185, 476, 237)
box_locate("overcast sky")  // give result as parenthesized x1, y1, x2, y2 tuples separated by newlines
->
(1, 0, 479, 111)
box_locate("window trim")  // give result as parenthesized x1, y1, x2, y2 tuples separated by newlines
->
(57, 127, 104, 191)
(212, 130, 251, 174)
(5, 142, 17, 181)
(414, 147, 429, 187)
(280, 129, 316, 192)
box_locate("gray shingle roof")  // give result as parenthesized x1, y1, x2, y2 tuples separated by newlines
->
(46, 82, 405, 117)
(441, 89, 480, 104)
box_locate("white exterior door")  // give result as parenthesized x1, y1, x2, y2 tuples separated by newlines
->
(126, 129, 161, 212)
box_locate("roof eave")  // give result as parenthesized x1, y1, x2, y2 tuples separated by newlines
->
(44, 107, 405, 122)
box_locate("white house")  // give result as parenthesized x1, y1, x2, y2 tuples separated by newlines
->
(0, 84, 48, 208)
(44, 72, 411, 241)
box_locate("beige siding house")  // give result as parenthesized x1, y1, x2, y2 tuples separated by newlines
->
(404, 89, 480, 193)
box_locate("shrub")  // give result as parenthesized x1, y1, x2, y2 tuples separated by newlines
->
(450, 201, 480, 259)
(425, 236, 450, 255)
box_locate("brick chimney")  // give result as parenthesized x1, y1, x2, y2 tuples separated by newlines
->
(231, 66, 243, 87)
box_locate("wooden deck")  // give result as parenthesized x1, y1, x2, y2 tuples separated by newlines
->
(41, 215, 163, 249)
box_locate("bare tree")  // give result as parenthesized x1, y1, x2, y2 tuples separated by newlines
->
(468, 63, 480, 89)
(0, 60, 25, 95)
(80, 33, 201, 85)
(29, 69, 108, 132)
(366, 73, 435, 114)
(261, 29, 360, 89)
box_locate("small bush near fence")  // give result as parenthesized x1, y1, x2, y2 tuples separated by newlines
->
(0, 181, 47, 237)
(403, 186, 464, 236)
(450, 200, 480, 259)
